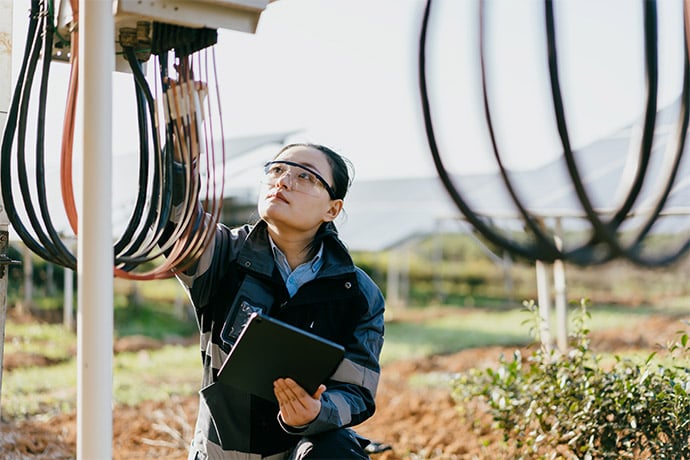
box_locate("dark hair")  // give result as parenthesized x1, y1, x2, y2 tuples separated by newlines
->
(275, 143, 354, 200)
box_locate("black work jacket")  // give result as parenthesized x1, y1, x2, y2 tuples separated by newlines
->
(175, 220, 385, 456)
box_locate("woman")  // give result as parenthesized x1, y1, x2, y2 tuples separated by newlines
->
(174, 143, 385, 459)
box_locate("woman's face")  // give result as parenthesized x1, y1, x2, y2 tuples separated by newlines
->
(258, 146, 343, 234)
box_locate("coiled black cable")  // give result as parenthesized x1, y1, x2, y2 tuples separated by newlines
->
(0, 0, 218, 276)
(1, 0, 76, 268)
(420, 0, 550, 262)
(114, 45, 174, 268)
(33, 1, 76, 267)
(420, 0, 690, 267)
(478, 0, 563, 263)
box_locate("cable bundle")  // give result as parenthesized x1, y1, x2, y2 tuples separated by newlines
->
(1, 0, 225, 278)
(1, 0, 77, 268)
(419, 0, 690, 267)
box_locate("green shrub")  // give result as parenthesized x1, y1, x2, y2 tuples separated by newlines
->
(452, 299, 690, 459)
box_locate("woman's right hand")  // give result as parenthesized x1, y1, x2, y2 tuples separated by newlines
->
(274, 377, 326, 427)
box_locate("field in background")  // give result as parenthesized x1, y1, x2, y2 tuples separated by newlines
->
(355, 233, 690, 310)
(4, 233, 690, 417)
(8, 233, 690, 313)
(0, 301, 664, 420)
(2, 234, 690, 458)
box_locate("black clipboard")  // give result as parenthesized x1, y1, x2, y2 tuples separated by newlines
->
(217, 313, 345, 402)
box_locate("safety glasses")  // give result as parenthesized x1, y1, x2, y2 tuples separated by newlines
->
(262, 160, 336, 199)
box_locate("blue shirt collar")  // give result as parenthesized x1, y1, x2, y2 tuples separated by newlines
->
(269, 237, 324, 296)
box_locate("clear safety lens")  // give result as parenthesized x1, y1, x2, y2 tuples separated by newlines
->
(262, 161, 336, 198)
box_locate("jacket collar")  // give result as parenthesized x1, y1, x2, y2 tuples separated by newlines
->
(236, 221, 355, 280)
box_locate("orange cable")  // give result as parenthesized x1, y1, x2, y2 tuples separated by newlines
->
(60, 0, 79, 234)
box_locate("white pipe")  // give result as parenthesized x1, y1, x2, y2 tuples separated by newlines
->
(535, 260, 552, 351)
(64, 265, 74, 330)
(77, 0, 114, 458)
(553, 258, 567, 352)
(553, 218, 568, 353)
(0, 0, 13, 420)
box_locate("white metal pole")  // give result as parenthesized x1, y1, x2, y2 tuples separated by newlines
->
(0, 0, 13, 420)
(553, 218, 568, 353)
(64, 265, 74, 330)
(553, 257, 567, 352)
(535, 260, 552, 351)
(77, 0, 114, 458)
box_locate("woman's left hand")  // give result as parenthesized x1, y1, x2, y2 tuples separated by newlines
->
(274, 377, 326, 427)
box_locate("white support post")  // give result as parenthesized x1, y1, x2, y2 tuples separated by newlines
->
(553, 257, 567, 352)
(553, 218, 568, 353)
(64, 238, 76, 330)
(77, 0, 114, 458)
(535, 259, 552, 351)
(0, 0, 13, 420)
(64, 264, 74, 331)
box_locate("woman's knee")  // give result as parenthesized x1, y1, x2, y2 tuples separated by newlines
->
(289, 429, 370, 460)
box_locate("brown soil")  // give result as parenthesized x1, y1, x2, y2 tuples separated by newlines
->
(0, 312, 686, 460)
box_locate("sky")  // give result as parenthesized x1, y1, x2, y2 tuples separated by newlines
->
(5, 0, 689, 235)
(207, 0, 686, 179)
(9, 0, 687, 181)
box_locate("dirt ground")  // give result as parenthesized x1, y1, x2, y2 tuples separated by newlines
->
(0, 313, 687, 460)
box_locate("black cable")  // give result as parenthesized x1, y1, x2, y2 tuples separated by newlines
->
(420, 0, 549, 262)
(611, 1, 690, 267)
(546, 0, 660, 265)
(549, 0, 690, 267)
(112, 57, 152, 255)
(420, 0, 690, 267)
(115, 49, 201, 269)
(113, 47, 161, 262)
(631, 51, 690, 249)
(1, 0, 46, 258)
(2, 2, 219, 274)
(115, 46, 174, 267)
(34, 2, 76, 267)
(1, 0, 74, 267)
(478, 0, 564, 262)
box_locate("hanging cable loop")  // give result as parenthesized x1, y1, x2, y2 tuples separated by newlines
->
(420, 0, 690, 267)
(0, 0, 225, 278)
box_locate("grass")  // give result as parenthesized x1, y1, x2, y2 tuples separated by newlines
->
(113, 345, 200, 406)
(2, 343, 202, 419)
(113, 301, 198, 340)
(381, 309, 532, 363)
(3, 322, 76, 362)
(3, 360, 77, 418)
(380, 304, 655, 364)
(0, 302, 663, 419)
(2, 302, 201, 418)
